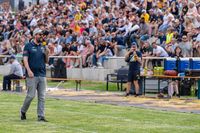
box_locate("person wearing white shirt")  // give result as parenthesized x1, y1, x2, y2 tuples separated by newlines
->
(152, 42, 168, 67)
(29, 17, 37, 27)
(48, 42, 62, 68)
(54, 43, 62, 56)
(117, 21, 133, 36)
(159, 10, 174, 33)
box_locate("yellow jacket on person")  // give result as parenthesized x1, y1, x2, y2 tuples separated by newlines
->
(74, 13, 82, 21)
(141, 13, 150, 23)
(166, 32, 174, 44)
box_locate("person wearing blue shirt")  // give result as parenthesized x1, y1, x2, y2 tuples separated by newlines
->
(20, 28, 49, 122)
(125, 42, 142, 97)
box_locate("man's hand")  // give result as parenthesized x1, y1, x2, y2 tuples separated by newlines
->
(129, 49, 134, 54)
(28, 70, 34, 78)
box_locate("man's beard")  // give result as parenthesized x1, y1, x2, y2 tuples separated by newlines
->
(36, 38, 42, 43)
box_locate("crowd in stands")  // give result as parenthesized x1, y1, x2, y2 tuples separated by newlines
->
(0, 0, 199, 69)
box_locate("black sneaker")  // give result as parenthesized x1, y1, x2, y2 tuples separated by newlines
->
(38, 116, 48, 122)
(125, 93, 130, 97)
(21, 111, 26, 120)
(176, 94, 180, 98)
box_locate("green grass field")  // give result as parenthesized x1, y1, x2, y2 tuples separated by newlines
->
(47, 80, 118, 91)
(0, 93, 200, 133)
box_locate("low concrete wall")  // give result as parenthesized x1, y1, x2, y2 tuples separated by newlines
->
(104, 58, 127, 69)
(67, 68, 115, 81)
(47, 68, 115, 81)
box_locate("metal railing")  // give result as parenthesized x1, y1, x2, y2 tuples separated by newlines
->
(1, 54, 200, 65)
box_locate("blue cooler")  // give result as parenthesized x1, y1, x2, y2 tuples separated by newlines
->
(164, 58, 176, 70)
(178, 58, 190, 72)
(190, 58, 200, 70)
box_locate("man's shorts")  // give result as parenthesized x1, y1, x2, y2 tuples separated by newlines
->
(128, 70, 140, 82)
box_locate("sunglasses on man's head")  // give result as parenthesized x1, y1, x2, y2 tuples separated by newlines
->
(37, 33, 43, 36)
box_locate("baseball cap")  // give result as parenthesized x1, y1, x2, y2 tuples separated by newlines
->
(131, 42, 137, 47)
(33, 28, 42, 36)
(142, 9, 146, 13)
(10, 55, 16, 59)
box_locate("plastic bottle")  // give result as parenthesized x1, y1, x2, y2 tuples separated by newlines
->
(160, 67, 164, 75)
(153, 67, 157, 75)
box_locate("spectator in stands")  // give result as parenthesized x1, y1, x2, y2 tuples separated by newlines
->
(158, 9, 174, 33)
(193, 36, 200, 57)
(177, 35, 193, 57)
(2, 55, 24, 91)
(173, 19, 185, 39)
(171, 1, 179, 17)
(113, 32, 126, 56)
(125, 42, 142, 97)
(48, 40, 63, 67)
(148, 9, 159, 36)
(185, 1, 200, 28)
(65, 31, 73, 44)
(165, 27, 174, 46)
(96, 40, 113, 68)
(165, 36, 177, 55)
(0, 0, 199, 70)
(92, 39, 100, 68)
(137, 18, 150, 42)
(18, 0, 25, 11)
(152, 42, 169, 67)
(141, 41, 153, 69)
(81, 40, 94, 67)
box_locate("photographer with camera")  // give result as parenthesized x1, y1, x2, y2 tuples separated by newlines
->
(125, 42, 142, 97)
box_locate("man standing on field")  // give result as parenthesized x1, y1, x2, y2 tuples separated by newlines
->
(20, 28, 49, 122)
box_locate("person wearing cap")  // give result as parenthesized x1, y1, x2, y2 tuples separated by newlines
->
(20, 28, 49, 122)
(141, 9, 150, 23)
(125, 42, 142, 97)
(2, 55, 24, 91)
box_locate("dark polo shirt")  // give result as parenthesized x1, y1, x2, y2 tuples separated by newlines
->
(23, 41, 46, 77)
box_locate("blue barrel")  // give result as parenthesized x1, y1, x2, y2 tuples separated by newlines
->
(178, 58, 190, 72)
(164, 58, 176, 70)
(190, 59, 200, 70)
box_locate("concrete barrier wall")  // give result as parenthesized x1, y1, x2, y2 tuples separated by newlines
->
(104, 58, 127, 69)
(67, 68, 115, 81)
(46, 68, 115, 81)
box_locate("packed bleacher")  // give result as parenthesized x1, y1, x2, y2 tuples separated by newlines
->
(0, 0, 199, 69)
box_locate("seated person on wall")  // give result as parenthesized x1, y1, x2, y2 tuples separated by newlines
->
(81, 40, 94, 67)
(2, 55, 24, 91)
(96, 40, 114, 68)
(112, 32, 126, 56)
(152, 42, 169, 67)
(92, 40, 114, 68)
